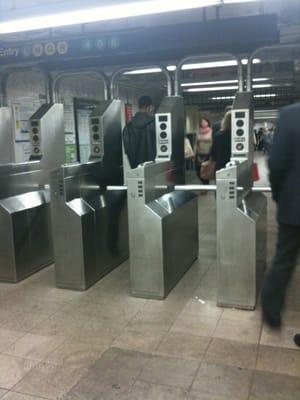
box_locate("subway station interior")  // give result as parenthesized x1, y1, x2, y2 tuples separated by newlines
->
(0, 0, 300, 399)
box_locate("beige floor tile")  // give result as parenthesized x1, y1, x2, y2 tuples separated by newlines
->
(222, 307, 262, 322)
(0, 293, 64, 316)
(64, 366, 135, 400)
(213, 318, 262, 344)
(156, 332, 210, 360)
(0, 328, 25, 352)
(283, 311, 300, 329)
(0, 354, 38, 389)
(45, 340, 107, 368)
(260, 324, 299, 349)
(171, 314, 218, 337)
(129, 309, 178, 332)
(0, 390, 7, 399)
(187, 392, 227, 400)
(191, 362, 252, 400)
(75, 319, 127, 342)
(62, 301, 139, 324)
(1, 312, 49, 333)
(128, 381, 186, 400)
(29, 314, 85, 336)
(92, 347, 150, 376)
(139, 354, 199, 390)
(113, 329, 165, 353)
(14, 362, 87, 400)
(3, 334, 65, 361)
(249, 371, 300, 400)
(2, 393, 44, 400)
(256, 345, 300, 377)
(181, 299, 223, 319)
(205, 338, 258, 369)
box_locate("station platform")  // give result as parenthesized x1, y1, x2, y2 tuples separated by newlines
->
(0, 163, 299, 400)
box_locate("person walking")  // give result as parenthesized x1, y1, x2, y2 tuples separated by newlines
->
(261, 103, 300, 347)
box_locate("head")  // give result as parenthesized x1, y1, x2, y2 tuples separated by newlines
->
(138, 96, 153, 113)
(200, 118, 211, 129)
(221, 110, 232, 133)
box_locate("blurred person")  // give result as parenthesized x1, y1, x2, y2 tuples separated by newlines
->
(261, 103, 300, 340)
(210, 110, 232, 172)
(212, 105, 232, 138)
(194, 118, 213, 190)
(123, 95, 156, 169)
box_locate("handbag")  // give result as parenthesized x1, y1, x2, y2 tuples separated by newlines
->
(200, 160, 216, 181)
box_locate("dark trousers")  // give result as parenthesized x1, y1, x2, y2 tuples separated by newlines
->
(262, 224, 300, 314)
(195, 155, 209, 185)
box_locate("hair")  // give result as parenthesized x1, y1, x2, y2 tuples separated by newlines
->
(224, 105, 232, 113)
(138, 96, 153, 109)
(200, 117, 211, 128)
(221, 110, 232, 133)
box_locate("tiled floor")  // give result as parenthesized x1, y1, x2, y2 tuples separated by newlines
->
(0, 158, 300, 399)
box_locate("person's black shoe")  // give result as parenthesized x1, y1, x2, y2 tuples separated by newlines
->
(294, 334, 300, 347)
(262, 307, 282, 329)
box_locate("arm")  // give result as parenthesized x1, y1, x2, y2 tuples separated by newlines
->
(268, 109, 291, 202)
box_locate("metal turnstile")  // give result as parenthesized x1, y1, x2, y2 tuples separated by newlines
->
(216, 92, 267, 309)
(127, 96, 198, 299)
(0, 103, 64, 282)
(0, 107, 15, 163)
(51, 99, 129, 290)
(216, 162, 267, 310)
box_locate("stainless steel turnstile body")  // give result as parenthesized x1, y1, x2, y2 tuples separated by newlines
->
(127, 162, 198, 299)
(50, 162, 128, 290)
(0, 103, 64, 282)
(0, 107, 15, 163)
(216, 162, 267, 310)
(50, 99, 128, 290)
(0, 163, 52, 282)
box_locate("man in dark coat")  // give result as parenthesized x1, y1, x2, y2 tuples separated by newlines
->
(123, 96, 156, 169)
(261, 103, 300, 346)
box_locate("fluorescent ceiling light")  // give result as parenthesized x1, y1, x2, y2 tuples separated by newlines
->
(211, 96, 235, 100)
(182, 79, 238, 87)
(241, 58, 261, 65)
(224, 0, 260, 3)
(211, 93, 278, 101)
(253, 84, 272, 88)
(186, 86, 238, 92)
(254, 94, 277, 98)
(125, 68, 162, 75)
(0, 0, 220, 34)
(181, 77, 269, 87)
(125, 60, 264, 76)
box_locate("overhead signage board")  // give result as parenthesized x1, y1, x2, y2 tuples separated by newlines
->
(0, 15, 279, 67)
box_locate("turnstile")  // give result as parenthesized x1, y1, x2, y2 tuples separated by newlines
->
(216, 162, 267, 309)
(0, 107, 15, 163)
(51, 99, 129, 290)
(127, 162, 198, 299)
(51, 163, 128, 290)
(216, 92, 267, 309)
(127, 96, 198, 299)
(0, 103, 64, 282)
